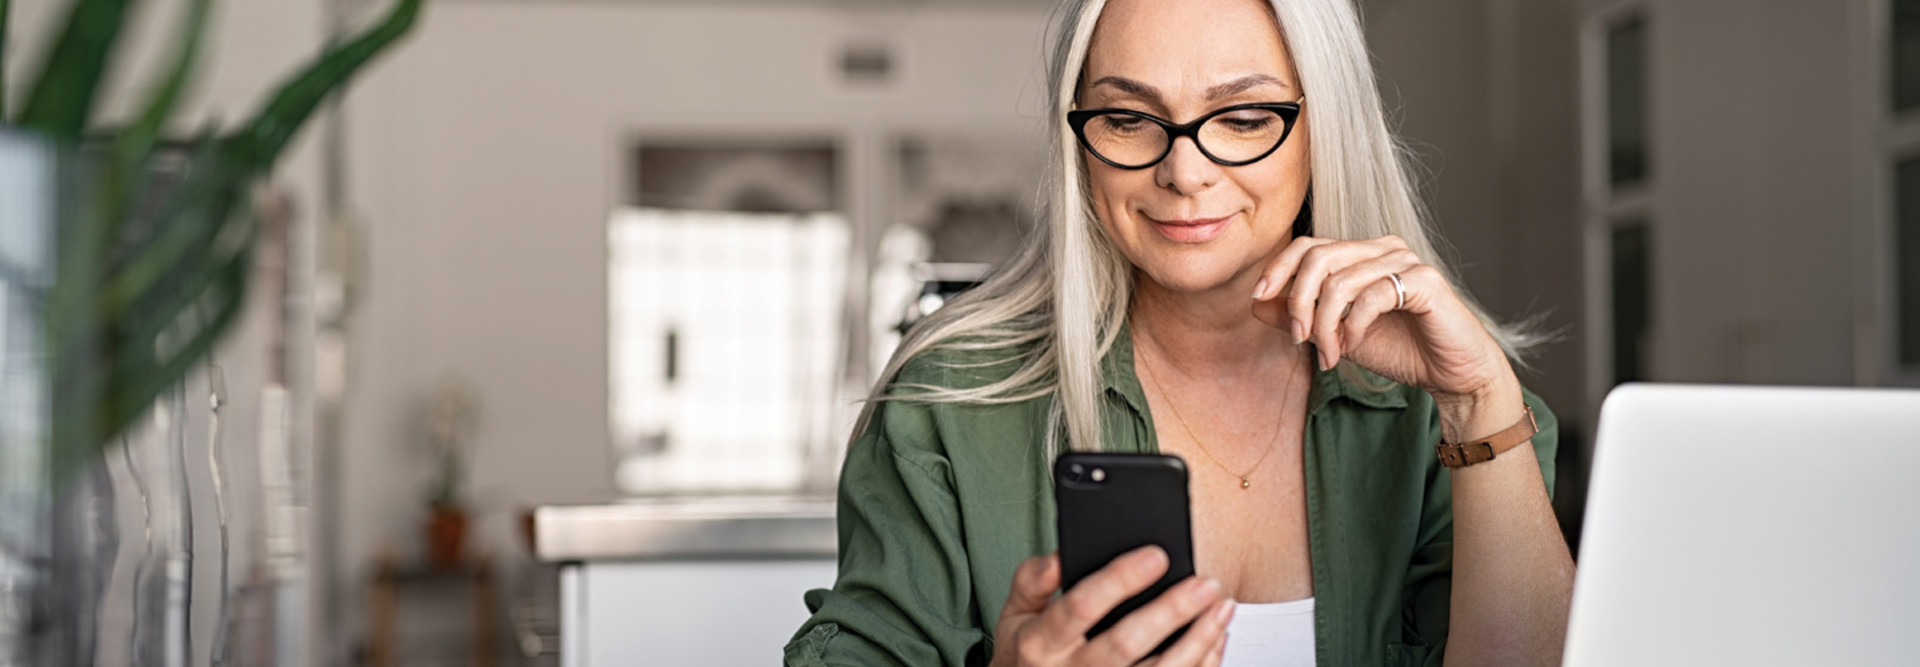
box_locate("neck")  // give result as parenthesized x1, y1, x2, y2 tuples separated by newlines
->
(1129, 270, 1305, 380)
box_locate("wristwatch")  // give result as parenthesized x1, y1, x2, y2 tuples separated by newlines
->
(1434, 405, 1538, 468)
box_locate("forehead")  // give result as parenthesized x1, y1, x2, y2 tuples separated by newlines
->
(1083, 0, 1294, 94)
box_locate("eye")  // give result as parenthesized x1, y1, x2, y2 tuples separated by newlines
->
(1215, 112, 1276, 133)
(1098, 114, 1152, 134)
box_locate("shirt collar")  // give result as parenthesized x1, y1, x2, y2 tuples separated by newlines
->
(1101, 322, 1152, 416)
(1102, 321, 1410, 417)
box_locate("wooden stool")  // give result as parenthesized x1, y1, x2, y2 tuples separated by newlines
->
(368, 556, 497, 667)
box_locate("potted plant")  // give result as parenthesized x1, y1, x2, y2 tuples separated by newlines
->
(0, 0, 424, 661)
(423, 374, 479, 571)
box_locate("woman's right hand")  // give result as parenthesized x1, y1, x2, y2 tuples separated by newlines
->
(990, 547, 1235, 666)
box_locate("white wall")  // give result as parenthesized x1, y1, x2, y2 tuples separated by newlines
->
(1363, 0, 1586, 422)
(1358, 0, 1876, 540)
(334, 0, 1053, 655)
(1357, 0, 1591, 530)
(1570, 0, 1865, 391)
(1646, 0, 1858, 386)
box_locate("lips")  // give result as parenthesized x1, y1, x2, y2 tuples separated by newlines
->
(1147, 214, 1232, 244)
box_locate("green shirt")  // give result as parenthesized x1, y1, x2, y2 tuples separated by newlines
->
(785, 325, 1558, 666)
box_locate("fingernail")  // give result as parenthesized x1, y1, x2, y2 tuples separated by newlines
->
(1134, 547, 1167, 574)
(1253, 279, 1269, 299)
(1190, 577, 1222, 603)
(1291, 320, 1307, 344)
(1214, 599, 1236, 623)
(1318, 352, 1331, 371)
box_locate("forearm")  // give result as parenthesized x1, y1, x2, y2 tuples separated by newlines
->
(1437, 377, 1577, 666)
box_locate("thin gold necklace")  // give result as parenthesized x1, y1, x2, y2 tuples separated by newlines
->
(1136, 336, 1301, 490)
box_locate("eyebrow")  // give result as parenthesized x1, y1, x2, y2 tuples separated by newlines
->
(1088, 74, 1290, 105)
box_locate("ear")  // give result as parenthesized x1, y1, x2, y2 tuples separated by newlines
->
(1291, 189, 1313, 239)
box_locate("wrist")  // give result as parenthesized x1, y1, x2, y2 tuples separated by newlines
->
(1433, 372, 1525, 444)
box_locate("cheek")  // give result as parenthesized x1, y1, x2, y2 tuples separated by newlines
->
(1085, 167, 1115, 233)
(1235, 152, 1309, 215)
(1248, 132, 1311, 219)
(1085, 163, 1143, 232)
(1288, 122, 1312, 196)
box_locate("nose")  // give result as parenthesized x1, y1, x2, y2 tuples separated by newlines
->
(1154, 135, 1220, 195)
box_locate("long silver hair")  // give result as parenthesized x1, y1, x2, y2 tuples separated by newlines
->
(855, 0, 1538, 452)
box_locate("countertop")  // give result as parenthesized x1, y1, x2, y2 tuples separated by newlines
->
(533, 495, 836, 562)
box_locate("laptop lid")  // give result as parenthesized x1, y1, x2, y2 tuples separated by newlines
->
(1564, 384, 1920, 666)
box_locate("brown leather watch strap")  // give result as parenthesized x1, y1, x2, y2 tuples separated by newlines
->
(1435, 405, 1538, 468)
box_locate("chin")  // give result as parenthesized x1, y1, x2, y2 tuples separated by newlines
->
(1136, 254, 1244, 294)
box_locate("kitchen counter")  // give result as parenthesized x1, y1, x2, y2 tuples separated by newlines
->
(534, 495, 836, 562)
(536, 496, 839, 666)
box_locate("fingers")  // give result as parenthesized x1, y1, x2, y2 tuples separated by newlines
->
(1032, 545, 1170, 653)
(1253, 236, 1334, 304)
(1174, 599, 1235, 667)
(1249, 235, 1432, 368)
(1338, 277, 1402, 359)
(1095, 580, 1234, 666)
(1261, 237, 1406, 345)
(1006, 554, 1060, 615)
(1309, 249, 1420, 367)
(1280, 242, 1361, 344)
(1206, 629, 1228, 667)
(996, 554, 1063, 665)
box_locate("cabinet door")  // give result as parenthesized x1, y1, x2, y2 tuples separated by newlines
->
(563, 559, 837, 666)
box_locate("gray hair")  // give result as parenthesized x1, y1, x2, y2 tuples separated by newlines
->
(856, 0, 1538, 453)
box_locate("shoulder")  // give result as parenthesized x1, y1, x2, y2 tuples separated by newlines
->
(888, 335, 1044, 396)
(862, 336, 1053, 462)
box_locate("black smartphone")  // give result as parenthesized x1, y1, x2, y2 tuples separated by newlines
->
(1053, 452, 1196, 653)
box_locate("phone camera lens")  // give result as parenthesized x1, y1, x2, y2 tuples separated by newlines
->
(1091, 468, 1106, 482)
(1068, 463, 1085, 481)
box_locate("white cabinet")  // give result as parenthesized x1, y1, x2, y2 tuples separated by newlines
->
(538, 497, 839, 666)
(561, 559, 837, 667)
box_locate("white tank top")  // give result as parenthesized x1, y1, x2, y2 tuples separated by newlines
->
(1222, 597, 1316, 667)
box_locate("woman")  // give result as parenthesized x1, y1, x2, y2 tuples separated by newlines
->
(785, 0, 1575, 664)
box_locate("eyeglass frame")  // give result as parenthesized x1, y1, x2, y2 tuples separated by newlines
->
(1065, 99, 1305, 170)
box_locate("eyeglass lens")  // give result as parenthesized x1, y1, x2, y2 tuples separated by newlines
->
(1082, 108, 1289, 168)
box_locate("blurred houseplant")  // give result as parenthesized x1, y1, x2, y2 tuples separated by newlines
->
(6, 0, 421, 493)
(422, 374, 479, 571)
(0, 0, 422, 661)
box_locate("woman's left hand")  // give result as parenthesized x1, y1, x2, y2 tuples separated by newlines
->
(1248, 235, 1516, 404)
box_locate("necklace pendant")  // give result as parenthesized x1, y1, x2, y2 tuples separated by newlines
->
(1240, 477, 1251, 489)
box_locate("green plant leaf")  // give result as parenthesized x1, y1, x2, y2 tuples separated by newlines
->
(46, 156, 113, 486)
(119, 194, 250, 350)
(97, 245, 251, 459)
(47, 134, 250, 487)
(116, 0, 212, 179)
(44, 0, 427, 491)
(16, 0, 134, 138)
(2, 0, 13, 116)
(54, 244, 248, 486)
(101, 131, 234, 314)
(239, 0, 420, 164)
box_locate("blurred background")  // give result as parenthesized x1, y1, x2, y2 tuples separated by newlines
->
(3, 0, 1914, 664)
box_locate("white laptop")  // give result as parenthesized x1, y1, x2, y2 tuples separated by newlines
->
(1564, 384, 1920, 667)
